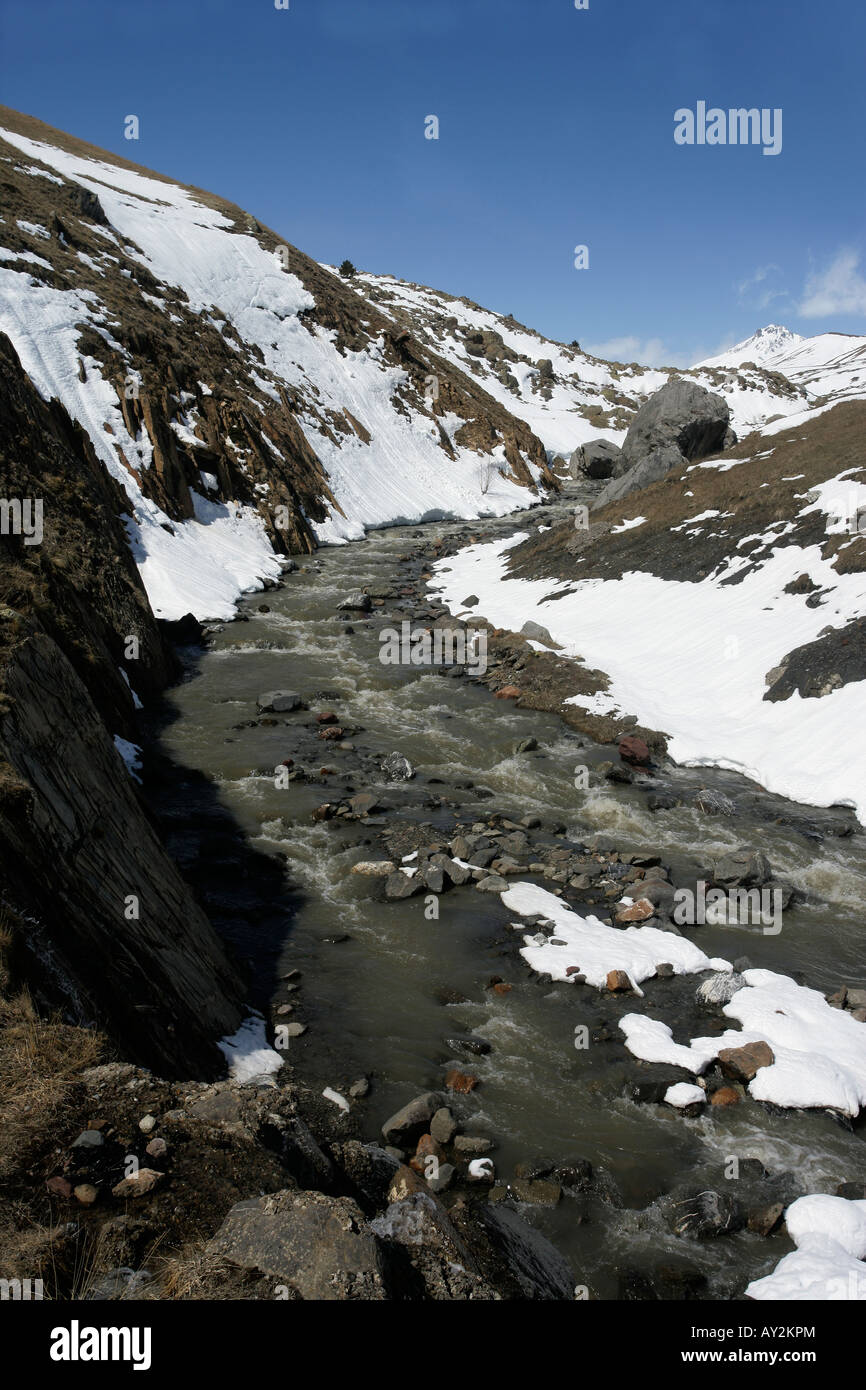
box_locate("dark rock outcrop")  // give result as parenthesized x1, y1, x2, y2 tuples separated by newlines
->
(0, 334, 245, 1076)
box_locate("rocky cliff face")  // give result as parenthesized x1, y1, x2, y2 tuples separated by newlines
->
(0, 333, 244, 1076)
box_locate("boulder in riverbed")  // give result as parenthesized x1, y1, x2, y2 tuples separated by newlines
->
(381, 1092, 444, 1147)
(257, 690, 302, 713)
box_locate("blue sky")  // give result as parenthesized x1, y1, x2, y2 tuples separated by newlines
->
(2, 0, 864, 364)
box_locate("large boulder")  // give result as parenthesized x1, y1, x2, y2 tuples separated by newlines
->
(569, 438, 625, 480)
(594, 444, 684, 509)
(207, 1189, 387, 1299)
(621, 378, 732, 469)
(594, 380, 734, 509)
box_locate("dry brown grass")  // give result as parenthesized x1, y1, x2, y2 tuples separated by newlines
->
(0, 907, 103, 1183)
(0, 910, 108, 1292)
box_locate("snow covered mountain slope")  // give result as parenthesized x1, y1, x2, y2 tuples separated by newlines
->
(0, 108, 555, 620)
(344, 270, 813, 453)
(431, 402, 866, 821)
(698, 324, 805, 368)
(697, 324, 866, 418)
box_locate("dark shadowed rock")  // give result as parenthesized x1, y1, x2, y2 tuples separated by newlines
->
(381, 1092, 443, 1147)
(569, 438, 625, 480)
(474, 1203, 575, 1299)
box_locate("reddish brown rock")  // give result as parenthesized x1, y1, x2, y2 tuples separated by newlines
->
(445, 1068, 479, 1093)
(606, 969, 633, 992)
(718, 1041, 774, 1083)
(46, 1176, 73, 1199)
(710, 1086, 740, 1107)
(494, 685, 522, 700)
(616, 898, 654, 923)
(318, 726, 344, 741)
(316, 711, 338, 724)
(409, 1133, 445, 1172)
(619, 735, 651, 765)
(491, 982, 512, 996)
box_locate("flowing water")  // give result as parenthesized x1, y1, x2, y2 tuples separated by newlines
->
(148, 500, 865, 1299)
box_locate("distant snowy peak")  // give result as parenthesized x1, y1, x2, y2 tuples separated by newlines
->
(697, 325, 804, 369)
(698, 324, 866, 420)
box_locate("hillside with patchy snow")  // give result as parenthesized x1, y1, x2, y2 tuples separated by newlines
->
(431, 401, 866, 822)
(344, 271, 822, 454)
(0, 108, 555, 621)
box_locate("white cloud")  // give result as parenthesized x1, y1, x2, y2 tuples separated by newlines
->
(736, 263, 780, 298)
(735, 264, 790, 312)
(587, 334, 741, 371)
(799, 248, 866, 318)
(585, 335, 683, 367)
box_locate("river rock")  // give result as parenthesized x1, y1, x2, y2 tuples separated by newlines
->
(510, 1178, 562, 1206)
(432, 854, 471, 886)
(384, 871, 423, 900)
(695, 970, 746, 1006)
(453, 1135, 494, 1156)
(615, 898, 654, 923)
(474, 1203, 575, 1299)
(669, 1189, 744, 1240)
(476, 874, 508, 893)
(257, 690, 302, 713)
(626, 878, 675, 916)
(421, 863, 445, 893)
(710, 1085, 740, 1107)
(351, 860, 395, 877)
(718, 1040, 774, 1083)
(381, 1092, 443, 1147)
(444, 1034, 492, 1056)
(619, 735, 651, 765)
(381, 752, 414, 781)
(694, 788, 736, 816)
(711, 848, 772, 887)
(606, 970, 633, 992)
(337, 590, 372, 612)
(430, 1107, 458, 1145)
(208, 1189, 386, 1299)
(445, 1068, 478, 1093)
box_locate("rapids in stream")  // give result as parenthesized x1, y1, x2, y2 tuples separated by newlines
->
(146, 497, 865, 1300)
